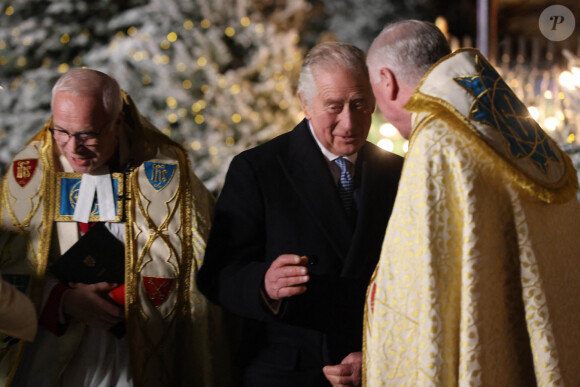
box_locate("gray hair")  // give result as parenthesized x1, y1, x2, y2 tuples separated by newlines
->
(51, 68, 123, 119)
(367, 20, 451, 86)
(298, 41, 370, 108)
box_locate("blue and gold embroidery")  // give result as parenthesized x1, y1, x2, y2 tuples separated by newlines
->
(55, 173, 123, 221)
(59, 179, 98, 217)
(144, 162, 176, 192)
(454, 55, 560, 173)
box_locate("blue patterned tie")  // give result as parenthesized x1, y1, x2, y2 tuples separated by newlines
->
(334, 157, 354, 214)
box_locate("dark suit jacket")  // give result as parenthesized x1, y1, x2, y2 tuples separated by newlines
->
(198, 119, 403, 386)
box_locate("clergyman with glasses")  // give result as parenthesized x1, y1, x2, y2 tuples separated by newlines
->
(0, 68, 235, 386)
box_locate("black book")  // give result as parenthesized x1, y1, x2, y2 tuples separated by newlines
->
(50, 223, 126, 338)
(50, 223, 124, 285)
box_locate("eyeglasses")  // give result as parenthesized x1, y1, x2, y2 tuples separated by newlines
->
(49, 118, 113, 145)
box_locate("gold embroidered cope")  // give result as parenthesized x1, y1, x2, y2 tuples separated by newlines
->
(363, 49, 580, 386)
(0, 94, 226, 386)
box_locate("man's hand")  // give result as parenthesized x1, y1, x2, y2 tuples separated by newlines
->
(264, 254, 309, 300)
(323, 351, 362, 387)
(62, 282, 124, 330)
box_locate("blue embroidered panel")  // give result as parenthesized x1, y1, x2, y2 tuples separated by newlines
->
(144, 162, 176, 191)
(454, 55, 559, 173)
(59, 176, 119, 217)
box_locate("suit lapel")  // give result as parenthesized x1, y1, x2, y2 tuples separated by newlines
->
(277, 120, 353, 260)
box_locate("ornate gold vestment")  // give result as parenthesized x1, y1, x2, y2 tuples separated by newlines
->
(363, 49, 580, 386)
(0, 94, 227, 386)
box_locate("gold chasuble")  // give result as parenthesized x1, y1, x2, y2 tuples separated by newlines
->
(363, 49, 580, 386)
(0, 94, 227, 386)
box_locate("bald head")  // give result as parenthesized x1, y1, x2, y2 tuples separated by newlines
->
(367, 20, 451, 87)
(365, 20, 450, 139)
(51, 68, 123, 120)
(50, 69, 124, 174)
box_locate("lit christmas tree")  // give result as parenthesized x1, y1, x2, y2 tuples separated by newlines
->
(0, 0, 306, 191)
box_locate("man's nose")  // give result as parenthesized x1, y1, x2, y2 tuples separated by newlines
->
(338, 106, 355, 130)
(64, 135, 82, 151)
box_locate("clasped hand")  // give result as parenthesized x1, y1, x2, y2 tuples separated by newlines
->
(62, 282, 124, 330)
(323, 352, 362, 387)
(264, 254, 310, 300)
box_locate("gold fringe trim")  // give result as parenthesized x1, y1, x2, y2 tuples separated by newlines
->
(177, 147, 193, 318)
(35, 119, 56, 285)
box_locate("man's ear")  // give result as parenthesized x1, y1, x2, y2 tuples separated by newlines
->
(379, 67, 399, 101)
(297, 91, 312, 120)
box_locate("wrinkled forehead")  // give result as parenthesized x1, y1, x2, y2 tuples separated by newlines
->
(312, 61, 368, 80)
(53, 91, 106, 112)
(313, 67, 373, 98)
(52, 92, 110, 128)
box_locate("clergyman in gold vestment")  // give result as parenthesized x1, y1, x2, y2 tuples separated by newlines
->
(364, 20, 580, 386)
(0, 69, 234, 386)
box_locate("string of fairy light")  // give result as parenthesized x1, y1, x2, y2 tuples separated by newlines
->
(113, 15, 271, 157)
(113, 15, 298, 161)
(1, 3, 302, 167)
(8, 5, 575, 160)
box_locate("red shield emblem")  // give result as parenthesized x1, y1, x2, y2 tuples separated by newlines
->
(143, 276, 175, 307)
(13, 159, 38, 188)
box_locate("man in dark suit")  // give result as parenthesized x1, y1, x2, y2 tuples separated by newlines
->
(198, 41, 403, 387)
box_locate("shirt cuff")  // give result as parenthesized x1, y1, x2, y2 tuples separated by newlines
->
(260, 288, 282, 315)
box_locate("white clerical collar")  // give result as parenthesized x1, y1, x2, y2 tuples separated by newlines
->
(72, 166, 117, 223)
(307, 120, 358, 165)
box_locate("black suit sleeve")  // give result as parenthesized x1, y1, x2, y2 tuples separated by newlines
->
(198, 155, 274, 322)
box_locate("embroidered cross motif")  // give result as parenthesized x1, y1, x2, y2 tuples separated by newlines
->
(143, 276, 175, 307)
